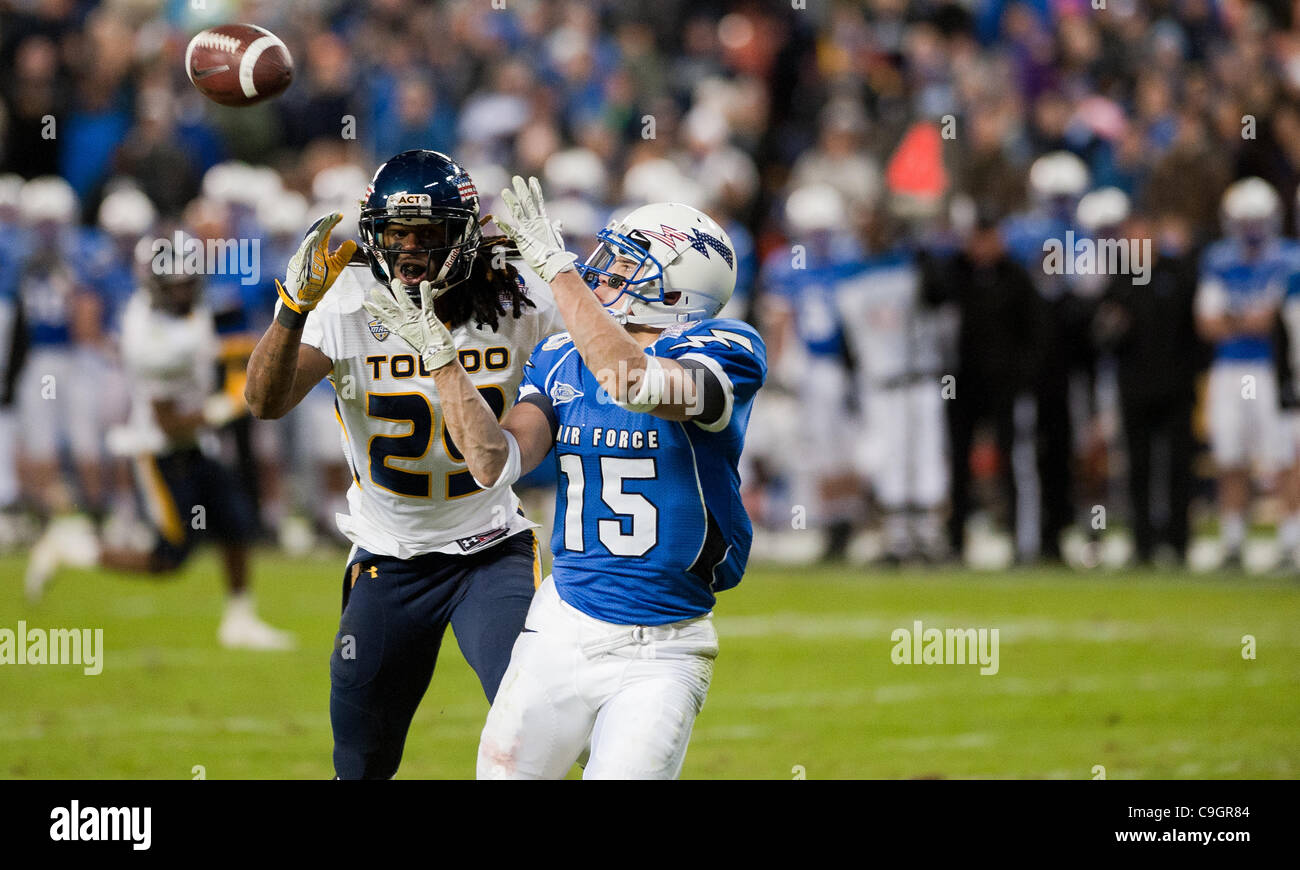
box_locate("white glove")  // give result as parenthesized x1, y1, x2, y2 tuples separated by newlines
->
(277, 212, 357, 314)
(495, 175, 578, 282)
(363, 280, 457, 371)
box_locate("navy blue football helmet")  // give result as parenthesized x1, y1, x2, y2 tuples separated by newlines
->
(359, 150, 482, 297)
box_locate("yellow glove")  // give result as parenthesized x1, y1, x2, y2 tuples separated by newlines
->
(276, 211, 358, 314)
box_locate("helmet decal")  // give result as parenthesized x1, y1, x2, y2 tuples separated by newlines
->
(688, 228, 734, 269)
(454, 173, 478, 204)
(636, 225, 734, 269)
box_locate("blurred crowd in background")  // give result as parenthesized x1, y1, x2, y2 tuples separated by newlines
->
(7, 0, 1300, 569)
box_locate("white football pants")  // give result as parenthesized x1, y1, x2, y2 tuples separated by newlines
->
(478, 576, 717, 780)
(865, 381, 948, 510)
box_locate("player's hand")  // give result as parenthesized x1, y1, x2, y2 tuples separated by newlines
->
(363, 281, 457, 371)
(276, 212, 357, 314)
(495, 175, 578, 282)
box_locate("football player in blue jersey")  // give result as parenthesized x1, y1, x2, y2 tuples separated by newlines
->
(366, 176, 766, 778)
(1196, 177, 1297, 568)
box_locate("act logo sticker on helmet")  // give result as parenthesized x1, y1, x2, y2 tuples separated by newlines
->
(386, 192, 432, 208)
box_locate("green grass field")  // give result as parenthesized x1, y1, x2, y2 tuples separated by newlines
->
(2, 550, 1297, 779)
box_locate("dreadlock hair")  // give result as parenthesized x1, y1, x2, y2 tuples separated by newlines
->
(433, 234, 536, 332)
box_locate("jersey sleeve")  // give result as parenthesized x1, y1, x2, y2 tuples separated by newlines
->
(121, 314, 194, 401)
(516, 332, 575, 438)
(301, 266, 370, 360)
(515, 264, 568, 340)
(299, 300, 336, 359)
(517, 331, 574, 403)
(660, 319, 767, 433)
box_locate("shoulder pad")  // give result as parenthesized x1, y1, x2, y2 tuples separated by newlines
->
(664, 319, 761, 354)
(539, 331, 573, 352)
(315, 265, 369, 314)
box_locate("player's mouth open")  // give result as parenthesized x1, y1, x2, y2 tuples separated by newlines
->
(397, 261, 427, 284)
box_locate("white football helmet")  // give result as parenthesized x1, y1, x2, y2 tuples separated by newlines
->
(784, 183, 847, 234)
(1029, 151, 1090, 201)
(98, 186, 157, 238)
(1222, 176, 1280, 243)
(0, 173, 25, 220)
(257, 190, 309, 237)
(1075, 187, 1130, 235)
(579, 202, 737, 326)
(19, 176, 78, 226)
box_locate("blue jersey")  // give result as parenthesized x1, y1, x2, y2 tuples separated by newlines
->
(1198, 237, 1298, 363)
(0, 225, 24, 307)
(1001, 210, 1079, 299)
(761, 244, 862, 359)
(80, 228, 137, 335)
(520, 318, 767, 625)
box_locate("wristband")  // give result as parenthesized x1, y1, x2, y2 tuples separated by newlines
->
(276, 301, 308, 330)
(470, 430, 523, 490)
(614, 355, 666, 413)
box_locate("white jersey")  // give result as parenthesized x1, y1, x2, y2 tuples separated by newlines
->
(301, 263, 565, 559)
(119, 291, 219, 454)
(835, 254, 945, 386)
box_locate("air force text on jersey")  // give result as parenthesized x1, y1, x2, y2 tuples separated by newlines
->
(558, 424, 661, 450)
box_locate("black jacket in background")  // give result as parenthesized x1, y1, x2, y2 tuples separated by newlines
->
(1097, 253, 1207, 403)
(922, 250, 1042, 395)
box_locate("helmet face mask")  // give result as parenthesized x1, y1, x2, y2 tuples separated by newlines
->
(580, 203, 736, 326)
(361, 214, 477, 291)
(580, 229, 668, 318)
(359, 150, 482, 301)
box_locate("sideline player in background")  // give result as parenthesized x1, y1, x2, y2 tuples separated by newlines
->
(24, 232, 292, 650)
(836, 205, 949, 564)
(387, 177, 765, 779)
(758, 183, 858, 560)
(14, 177, 108, 521)
(245, 150, 564, 779)
(1195, 178, 1295, 569)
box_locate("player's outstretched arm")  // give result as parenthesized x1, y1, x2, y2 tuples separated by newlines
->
(548, 268, 703, 420)
(495, 175, 704, 421)
(435, 367, 555, 487)
(246, 324, 332, 419)
(362, 277, 552, 486)
(246, 212, 354, 419)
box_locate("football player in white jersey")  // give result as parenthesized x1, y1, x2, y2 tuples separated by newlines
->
(835, 207, 950, 563)
(24, 231, 292, 649)
(245, 150, 564, 779)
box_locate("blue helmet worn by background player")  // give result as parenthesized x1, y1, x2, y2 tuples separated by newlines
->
(359, 149, 483, 301)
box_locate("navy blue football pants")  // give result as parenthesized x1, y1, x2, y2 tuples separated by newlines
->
(330, 531, 538, 779)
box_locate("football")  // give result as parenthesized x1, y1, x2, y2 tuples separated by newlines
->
(185, 23, 292, 107)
